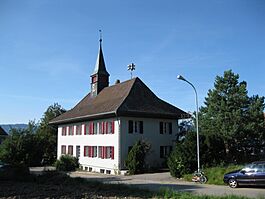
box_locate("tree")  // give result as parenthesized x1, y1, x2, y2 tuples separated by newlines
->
(199, 70, 265, 163)
(125, 140, 150, 174)
(36, 103, 66, 165)
(0, 103, 66, 167)
(0, 122, 42, 167)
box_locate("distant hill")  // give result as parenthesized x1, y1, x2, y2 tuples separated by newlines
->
(0, 124, 28, 134)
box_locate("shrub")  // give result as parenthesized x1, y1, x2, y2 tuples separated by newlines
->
(55, 155, 79, 171)
(167, 149, 185, 178)
(125, 140, 150, 174)
(0, 164, 31, 181)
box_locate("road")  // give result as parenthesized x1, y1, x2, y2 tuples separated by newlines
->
(69, 171, 265, 198)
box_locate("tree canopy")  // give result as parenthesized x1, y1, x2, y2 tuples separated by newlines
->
(199, 70, 265, 163)
(0, 103, 66, 167)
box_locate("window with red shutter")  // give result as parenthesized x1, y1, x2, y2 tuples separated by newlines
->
(91, 146, 94, 157)
(89, 123, 93, 135)
(102, 121, 105, 134)
(106, 122, 109, 134)
(112, 121, 115, 134)
(111, 146, 114, 159)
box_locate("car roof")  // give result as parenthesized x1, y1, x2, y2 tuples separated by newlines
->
(252, 161, 265, 164)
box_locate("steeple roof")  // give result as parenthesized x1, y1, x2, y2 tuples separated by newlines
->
(91, 41, 109, 76)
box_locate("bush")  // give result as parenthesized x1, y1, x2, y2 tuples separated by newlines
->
(167, 149, 185, 178)
(0, 164, 31, 181)
(125, 140, 150, 174)
(55, 155, 79, 171)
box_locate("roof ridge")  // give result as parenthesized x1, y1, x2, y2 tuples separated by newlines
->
(114, 78, 138, 115)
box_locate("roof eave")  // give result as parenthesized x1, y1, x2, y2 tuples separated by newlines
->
(116, 110, 189, 120)
(49, 111, 116, 125)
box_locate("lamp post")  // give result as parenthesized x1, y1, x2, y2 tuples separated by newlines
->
(177, 75, 200, 173)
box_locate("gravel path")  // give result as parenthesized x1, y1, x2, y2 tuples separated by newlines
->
(69, 171, 265, 198)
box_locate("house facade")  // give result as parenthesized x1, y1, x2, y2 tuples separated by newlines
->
(51, 39, 187, 174)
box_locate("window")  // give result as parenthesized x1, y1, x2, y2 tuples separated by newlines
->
(84, 146, 89, 157)
(129, 120, 133, 134)
(84, 124, 89, 135)
(160, 146, 173, 158)
(62, 126, 67, 136)
(98, 146, 114, 159)
(159, 122, 172, 134)
(61, 145, 66, 155)
(84, 146, 97, 158)
(128, 120, 143, 134)
(93, 123, 98, 134)
(76, 146, 80, 158)
(84, 121, 114, 135)
(69, 126, 74, 135)
(68, 145, 73, 155)
(92, 76, 97, 83)
(76, 125, 82, 135)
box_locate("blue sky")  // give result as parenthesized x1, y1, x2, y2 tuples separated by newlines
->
(0, 0, 264, 124)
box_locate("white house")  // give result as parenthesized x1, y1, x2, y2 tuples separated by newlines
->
(50, 39, 187, 174)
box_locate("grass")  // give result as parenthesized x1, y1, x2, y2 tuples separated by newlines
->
(0, 169, 258, 199)
(183, 165, 243, 185)
(159, 188, 253, 199)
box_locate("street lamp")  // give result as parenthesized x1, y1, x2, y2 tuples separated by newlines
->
(177, 75, 200, 173)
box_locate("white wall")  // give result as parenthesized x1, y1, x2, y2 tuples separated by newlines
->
(57, 118, 119, 174)
(57, 116, 178, 173)
(119, 117, 178, 170)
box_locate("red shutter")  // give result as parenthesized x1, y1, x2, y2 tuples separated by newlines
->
(102, 146, 105, 159)
(84, 146, 86, 156)
(112, 121, 115, 134)
(111, 146, 114, 159)
(106, 122, 109, 134)
(92, 122, 94, 134)
(89, 123, 92, 135)
(102, 122, 104, 134)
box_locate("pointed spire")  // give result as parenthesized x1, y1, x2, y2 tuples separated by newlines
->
(91, 30, 109, 76)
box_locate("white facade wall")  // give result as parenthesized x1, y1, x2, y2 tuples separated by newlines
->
(119, 117, 178, 170)
(57, 116, 178, 174)
(57, 118, 120, 174)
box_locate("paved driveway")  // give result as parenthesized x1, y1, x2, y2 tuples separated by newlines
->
(69, 171, 265, 198)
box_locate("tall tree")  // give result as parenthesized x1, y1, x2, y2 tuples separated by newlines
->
(37, 103, 66, 165)
(199, 70, 265, 163)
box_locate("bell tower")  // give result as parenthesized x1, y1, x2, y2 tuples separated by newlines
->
(91, 32, 110, 97)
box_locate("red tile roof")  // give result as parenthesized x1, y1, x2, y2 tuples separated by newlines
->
(50, 77, 187, 124)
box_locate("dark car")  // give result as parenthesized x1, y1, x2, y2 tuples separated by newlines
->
(223, 161, 265, 188)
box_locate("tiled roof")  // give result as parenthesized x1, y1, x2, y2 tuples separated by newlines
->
(50, 77, 187, 124)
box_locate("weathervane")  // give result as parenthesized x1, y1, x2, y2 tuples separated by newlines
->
(99, 29, 102, 43)
(127, 63, 136, 79)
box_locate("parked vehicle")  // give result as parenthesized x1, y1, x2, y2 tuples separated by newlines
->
(223, 161, 265, 188)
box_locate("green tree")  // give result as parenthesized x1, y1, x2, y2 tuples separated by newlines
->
(0, 103, 66, 167)
(125, 140, 150, 174)
(0, 122, 41, 167)
(199, 70, 265, 163)
(36, 103, 66, 165)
